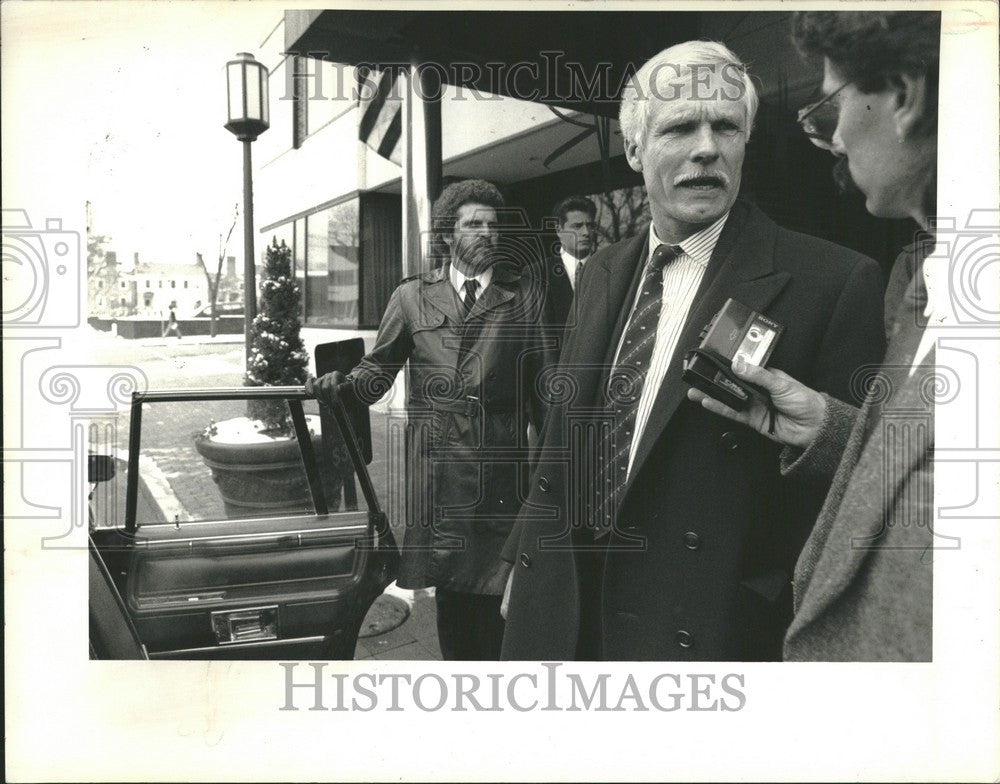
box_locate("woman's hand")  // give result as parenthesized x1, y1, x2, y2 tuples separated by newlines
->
(686, 358, 827, 449)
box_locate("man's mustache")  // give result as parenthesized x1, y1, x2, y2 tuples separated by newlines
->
(674, 171, 731, 188)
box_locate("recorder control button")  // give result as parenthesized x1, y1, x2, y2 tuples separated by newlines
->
(676, 630, 694, 649)
(683, 532, 701, 550)
(519, 553, 532, 569)
(720, 431, 740, 450)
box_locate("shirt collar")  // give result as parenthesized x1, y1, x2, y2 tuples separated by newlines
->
(449, 262, 493, 296)
(648, 212, 729, 268)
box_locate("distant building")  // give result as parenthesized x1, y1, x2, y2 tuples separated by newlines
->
(130, 257, 208, 317)
(88, 249, 132, 317)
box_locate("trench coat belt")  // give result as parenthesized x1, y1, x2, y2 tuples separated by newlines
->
(427, 396, 482, 417)
(429, 396, 524, 418)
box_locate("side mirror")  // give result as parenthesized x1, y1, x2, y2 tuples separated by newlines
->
(88, 454, 116, 484)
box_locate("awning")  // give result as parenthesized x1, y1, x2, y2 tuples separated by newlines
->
(284, 9, 711, 118)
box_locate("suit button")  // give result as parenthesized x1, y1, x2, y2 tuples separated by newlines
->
(721, 431, 740, 450)
(538, 476, 550, 492)
(676, 630, 694, 649)
(519, 553, 532, 568)
(683, 532, 701, 550)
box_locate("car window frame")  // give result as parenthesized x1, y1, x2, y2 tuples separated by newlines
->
(123, 386, 382, 535)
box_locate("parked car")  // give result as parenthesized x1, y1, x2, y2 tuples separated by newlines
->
(88, 386, 398, 660)
(190, 301, 244, 318)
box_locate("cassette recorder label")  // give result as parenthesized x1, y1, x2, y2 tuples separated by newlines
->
(682, 299, 784, 410)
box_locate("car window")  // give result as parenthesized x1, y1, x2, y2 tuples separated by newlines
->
(102, 395, 370, 528)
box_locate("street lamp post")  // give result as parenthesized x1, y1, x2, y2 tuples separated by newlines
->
(224, 52, 269, 367)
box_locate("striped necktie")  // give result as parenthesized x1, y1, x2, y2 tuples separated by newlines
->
(596, 243, 680, 536)
(462, 279, 478, 318)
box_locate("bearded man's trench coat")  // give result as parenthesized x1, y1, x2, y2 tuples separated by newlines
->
(344, 262, 551, 595)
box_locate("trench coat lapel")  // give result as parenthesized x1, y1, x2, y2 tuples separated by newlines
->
(623, 201, 791, 494)
(419, 265, 464, 327)
(467, 269, 517, 321)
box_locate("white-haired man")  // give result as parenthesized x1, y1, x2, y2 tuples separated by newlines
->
(501, 40, 887, 661)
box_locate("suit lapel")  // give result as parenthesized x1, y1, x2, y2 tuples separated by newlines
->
(548, 255, 574, 325)
(554, 235, 646, 413)
(624, 202, 791, 489)
(598, 235, 649, 379)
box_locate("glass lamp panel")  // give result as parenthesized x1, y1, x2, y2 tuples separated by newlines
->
(227, 62, 245, 122)
(261, 70, 270, 126)
(245, 64, 262, 122)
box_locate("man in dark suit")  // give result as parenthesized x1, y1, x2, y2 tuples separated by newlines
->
(500, 40, 886, 661)
(545, 195, 597, 328)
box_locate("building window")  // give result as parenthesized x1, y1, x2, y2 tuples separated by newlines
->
(171, 280, 176, 289)
(121, 281, 127, 288)
(304, 199, 360, 327)
(158, 281, 163, 289)
(120, 298, 126, 307)
(145, 280, 150, 288)
(97, 280, 103, 289)
(183, 280, 188, 289)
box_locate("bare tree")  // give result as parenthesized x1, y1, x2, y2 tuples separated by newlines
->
(594, 186, 650, 245)
(196, 203, 239, 338)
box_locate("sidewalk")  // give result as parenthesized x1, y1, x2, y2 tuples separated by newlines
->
(355, 584, 442, 661)
(116, 334, 246, 348)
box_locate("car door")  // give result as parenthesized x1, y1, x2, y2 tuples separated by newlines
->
(89, 386, 398, 660)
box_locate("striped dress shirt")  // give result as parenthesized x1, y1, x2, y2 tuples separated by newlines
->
(612, 213, 729, 477)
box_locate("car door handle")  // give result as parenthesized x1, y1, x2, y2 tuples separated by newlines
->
(211, 606, 279, 644)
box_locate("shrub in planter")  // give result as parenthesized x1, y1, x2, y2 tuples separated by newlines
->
(245, 238, 310, 431)
(193, 238, 321, 519)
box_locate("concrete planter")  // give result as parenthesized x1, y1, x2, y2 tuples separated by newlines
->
(193, 416, 326, 518)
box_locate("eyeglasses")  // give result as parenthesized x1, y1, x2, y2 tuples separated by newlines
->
(797, 81, 849, 150)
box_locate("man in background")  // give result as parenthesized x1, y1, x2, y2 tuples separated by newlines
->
(545, 195, 598, 329)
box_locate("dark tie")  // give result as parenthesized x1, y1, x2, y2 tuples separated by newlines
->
(462, 279, 478, 318)
(596, 244, 680, 536)
(574, 260, 585, 293)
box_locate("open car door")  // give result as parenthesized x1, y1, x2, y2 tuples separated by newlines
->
(90, 386, 399, 660)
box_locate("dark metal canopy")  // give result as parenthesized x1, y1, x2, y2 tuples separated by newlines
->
(285, 9, 714, 117)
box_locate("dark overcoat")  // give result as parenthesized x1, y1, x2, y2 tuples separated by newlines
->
(347, 262, 550, 595)
(501, 199, 887, 661)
